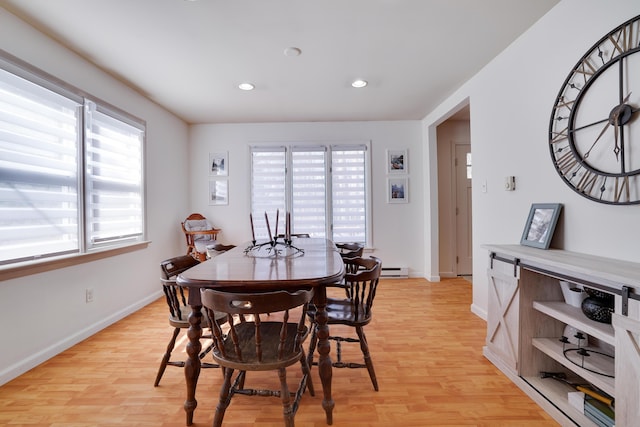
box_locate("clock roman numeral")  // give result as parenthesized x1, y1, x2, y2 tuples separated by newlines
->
(550, 125, 569, 144)
(555, 96, 575, 111)
(555, 149, 578, 177)
(614, 176, 630, 203)
(608, 21, 640, 58)
(574, 58, 597, 84)
(576, 170, 598, 194)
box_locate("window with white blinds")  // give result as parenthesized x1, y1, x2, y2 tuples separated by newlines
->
(250, 147, 286, 239)
(292, 146, 327, 238)
(250, 143, 370, 245)
(0, 53, 146, 266)
(332, 146, 367, 243)
(85, 101, 144, 249)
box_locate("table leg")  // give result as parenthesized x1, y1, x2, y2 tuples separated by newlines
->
(314, 286, 334, 424)
(184, 305, 203, 426)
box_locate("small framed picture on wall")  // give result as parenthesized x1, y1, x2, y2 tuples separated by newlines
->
(386, 149, 408, 174)
(209, 179, 229, 205)
(209, 152, 228, 176)
(387, 177, 408, 203)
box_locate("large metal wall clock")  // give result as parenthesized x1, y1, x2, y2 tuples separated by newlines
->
(549, 14, 640, 205)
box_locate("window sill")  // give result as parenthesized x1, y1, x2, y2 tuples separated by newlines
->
(0, 241, 151, 281)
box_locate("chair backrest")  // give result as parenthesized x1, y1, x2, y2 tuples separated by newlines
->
(160, 255, 200, 321)
(336, 243, 364, 267)
(343, 256, 382, 320)
(182, 213, 215, 242)
(201, 289, 314, 365)
(336, 243, 364, 275)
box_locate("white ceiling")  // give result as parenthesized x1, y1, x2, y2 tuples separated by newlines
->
(0, 0, 559, 124)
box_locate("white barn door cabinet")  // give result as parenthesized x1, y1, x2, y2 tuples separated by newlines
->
(482, 244, 640, 427)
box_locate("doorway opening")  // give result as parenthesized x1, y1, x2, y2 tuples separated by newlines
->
(436, 105, 471, 279)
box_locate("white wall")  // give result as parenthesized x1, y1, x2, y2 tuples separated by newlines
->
(424, 0, 640, 318)
(0, 10, 190, 385)
(189, 121, 425, 276)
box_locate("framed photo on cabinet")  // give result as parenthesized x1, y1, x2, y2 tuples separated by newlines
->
(386, 149, 407, 174)
(520, 203, 562, 249)
(387, 177, 408, 204)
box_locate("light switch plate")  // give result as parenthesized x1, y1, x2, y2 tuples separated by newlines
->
(504, 176, 516, 191)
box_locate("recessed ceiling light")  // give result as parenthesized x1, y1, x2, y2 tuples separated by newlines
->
(351, 79, 368, 88)
(284, 47, 302, 57)
(238, 83, 255, 91)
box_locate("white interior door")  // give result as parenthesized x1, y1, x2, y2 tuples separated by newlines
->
(454, 143, 472, 276)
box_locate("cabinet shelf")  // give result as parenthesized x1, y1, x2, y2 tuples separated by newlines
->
(522, 375, 600, 427)
(532, 301, 614, 346)
(531, 337, 614, 397)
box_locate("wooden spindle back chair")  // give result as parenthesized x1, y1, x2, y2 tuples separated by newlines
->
(155, 255, 225, 386)
(200, 288, 315, 427)
(307, 256, 382, 391)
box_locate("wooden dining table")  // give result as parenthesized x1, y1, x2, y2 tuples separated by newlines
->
(176, 238, 344, 426)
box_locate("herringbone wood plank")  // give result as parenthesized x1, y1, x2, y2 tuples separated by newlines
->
(0, 278, 557, 426)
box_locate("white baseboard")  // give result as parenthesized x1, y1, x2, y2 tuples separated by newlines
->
(470, 302, 487, 321)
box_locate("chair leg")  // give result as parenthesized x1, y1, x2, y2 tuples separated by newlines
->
(299, 350, 314, 397)
(356, 326, 378, 391)
(278, 367, 294, 427)
(154, 327, 180, 386)
(306, 324, 318, 369)
(213, 367, 235, 427)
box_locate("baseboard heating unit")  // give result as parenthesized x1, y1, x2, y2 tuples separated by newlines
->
(380, 267, 408, 278)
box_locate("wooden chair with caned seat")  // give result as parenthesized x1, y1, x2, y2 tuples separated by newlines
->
(154, 255, 226, 387)
(200, 288, 315, 427)
(307, 256, 382, 391)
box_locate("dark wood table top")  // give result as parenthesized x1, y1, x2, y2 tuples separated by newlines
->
(177, 238, 345, 294)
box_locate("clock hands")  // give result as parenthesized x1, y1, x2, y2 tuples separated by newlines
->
(582, 93, 632, 162)
(612, 92, 632, 161)
(582, 119, 611, 160)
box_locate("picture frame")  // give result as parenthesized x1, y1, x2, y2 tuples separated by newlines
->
(386, 149, 408, 174)
(209, 152, 228, 176)
(387, 177, 408, 203)
(209, 179, 229, 205)
(520, 203, 562, 249)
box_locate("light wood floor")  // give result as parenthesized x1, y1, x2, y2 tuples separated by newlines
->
(0, 278, 558, 426)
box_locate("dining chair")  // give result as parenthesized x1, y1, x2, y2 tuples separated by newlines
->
(335, 242, 364, 261)
(200, 288, 315, 427)
(154, 255, 225, 387)
(307, 256, 382, 391)
(182, 213, 221, 261)
(330, 243, 365, 296)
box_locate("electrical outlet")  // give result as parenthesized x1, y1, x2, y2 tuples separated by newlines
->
(86, 288, 94, 303)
